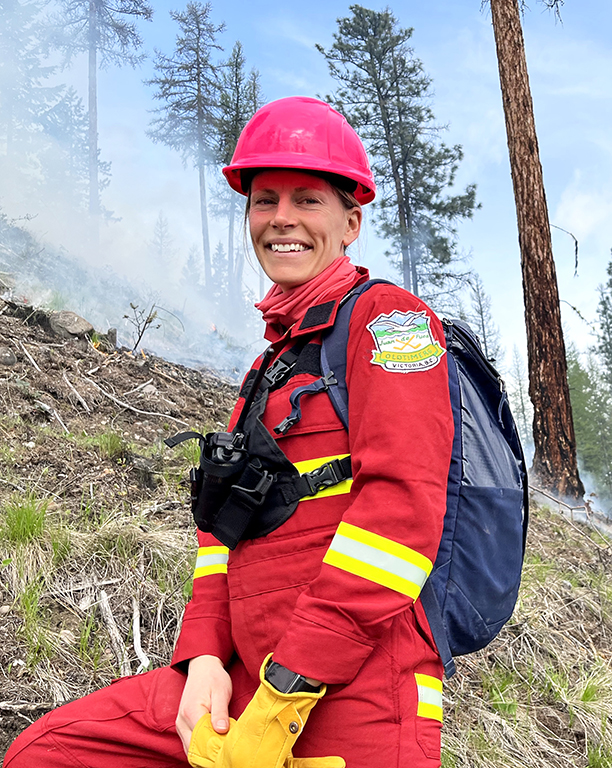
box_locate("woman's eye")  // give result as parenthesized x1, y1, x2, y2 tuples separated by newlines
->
(300, 197, 320, 205)
(253, 197, 275, 206)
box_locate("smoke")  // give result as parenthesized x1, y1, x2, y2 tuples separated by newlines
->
(0, 1, 268, 380)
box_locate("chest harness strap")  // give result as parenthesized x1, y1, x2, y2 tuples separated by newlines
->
(166, 337, 353, 548)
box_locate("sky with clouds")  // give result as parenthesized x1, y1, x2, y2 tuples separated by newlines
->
(64, 0, 612, 367)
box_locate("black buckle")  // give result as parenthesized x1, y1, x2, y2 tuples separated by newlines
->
(253, 470, 274, 500)
(263, 357, 294, 388)
(274, 415, 298, 436)
(236, 469, 274, 505)
(303, 460, 342, 496)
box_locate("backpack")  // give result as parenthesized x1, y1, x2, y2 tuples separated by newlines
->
(321, 280, 529, 678)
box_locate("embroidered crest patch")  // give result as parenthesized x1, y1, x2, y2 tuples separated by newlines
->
(367, 310, 446, 373)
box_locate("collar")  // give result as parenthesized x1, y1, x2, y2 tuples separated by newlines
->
(284, 266, 370, 339)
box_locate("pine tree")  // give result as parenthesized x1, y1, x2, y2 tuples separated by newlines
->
(38, 86, 111, 213)
(210, 240, 228, 307)
(0, 0, 58, 202)
(317, 5, 478, 303)
(181, 244, 205, 292)
(50, 0, 152, 232)
(468, 274, 503, 364)
(566, 347, 612, 504)
(508, 346, 533, 453)
(596, 255, 612, 389)
(488, 0, 583, 499)
(215, 42, 263, 300)
(146, 2, 224, 289)
(149, 212, 177, 268)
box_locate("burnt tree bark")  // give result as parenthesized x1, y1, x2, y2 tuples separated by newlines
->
(490, 0, 584, 500)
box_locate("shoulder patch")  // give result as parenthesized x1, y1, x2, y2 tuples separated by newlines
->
(367, 310, 446, 373)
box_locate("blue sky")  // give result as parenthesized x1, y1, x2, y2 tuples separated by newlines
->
(63, 0, 612, 367)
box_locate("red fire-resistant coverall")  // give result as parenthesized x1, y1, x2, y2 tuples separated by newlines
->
(4, 282, 454, 768)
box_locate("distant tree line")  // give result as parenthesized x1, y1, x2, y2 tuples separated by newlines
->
(566, 257, 612, 510)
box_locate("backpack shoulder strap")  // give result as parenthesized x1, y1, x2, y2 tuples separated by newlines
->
(321, 279, 393, 429)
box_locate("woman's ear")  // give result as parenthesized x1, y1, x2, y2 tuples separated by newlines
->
(343, 206, 362, 247)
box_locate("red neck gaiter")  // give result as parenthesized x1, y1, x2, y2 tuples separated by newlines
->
(255, 255, 367, 341)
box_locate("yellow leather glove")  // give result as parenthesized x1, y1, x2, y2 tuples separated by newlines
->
(187, 714, 235, 768)
(188, 714, 345, 768)
(188, 654, 328, 768)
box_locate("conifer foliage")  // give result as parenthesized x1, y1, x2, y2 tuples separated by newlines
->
(50, 0, 153, 229)
(596, 257, 612, 389)
(317, 5, 478, 304)
(0, 1, 108, 217)
(146, 2, 224, 289)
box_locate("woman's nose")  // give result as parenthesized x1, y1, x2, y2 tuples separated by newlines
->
(270, 197, 297, 228)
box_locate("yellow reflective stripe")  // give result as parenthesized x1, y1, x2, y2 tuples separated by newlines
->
(415, 673, 443, 723)
(194, 564, 228, 578)
(294, 454, 352, 501)
(322, 521, 433, 599)
(194, 546, 229, 579)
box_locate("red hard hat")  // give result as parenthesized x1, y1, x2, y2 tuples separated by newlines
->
(223, 96, 376, 204)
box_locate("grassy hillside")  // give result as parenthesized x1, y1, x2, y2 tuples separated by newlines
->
(1, 300, 612, 766)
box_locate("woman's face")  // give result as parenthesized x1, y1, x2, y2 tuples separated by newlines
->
(249, 169, 362, 291)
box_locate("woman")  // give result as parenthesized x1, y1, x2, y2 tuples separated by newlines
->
(3, 97, 454, 768)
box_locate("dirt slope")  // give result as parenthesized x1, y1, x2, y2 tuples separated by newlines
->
(0, 301, 237, 755)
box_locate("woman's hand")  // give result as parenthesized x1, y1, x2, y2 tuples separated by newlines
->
(176, 654, 233, 756)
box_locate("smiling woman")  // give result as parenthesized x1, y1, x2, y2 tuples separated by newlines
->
(3, 98, 454, 768)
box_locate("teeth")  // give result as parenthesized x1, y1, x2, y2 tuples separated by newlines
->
(270, 243, 309, 252)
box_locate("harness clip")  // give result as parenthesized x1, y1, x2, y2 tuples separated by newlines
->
(303, 460, 342, 496)
(253, 470, 274, 501)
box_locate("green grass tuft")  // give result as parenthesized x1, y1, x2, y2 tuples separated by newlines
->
(2, 491, 49, 543)
(91, 430, 128, 461)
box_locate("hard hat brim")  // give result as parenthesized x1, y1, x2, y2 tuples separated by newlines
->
(223, 156, 375, 205)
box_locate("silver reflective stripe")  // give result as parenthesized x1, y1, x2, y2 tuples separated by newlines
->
(195, 552, 229, 569)
(330, 531, 429, 590)
(418, 684, 442, 708)
(415, 673, 443, 722)
(194, 546, 229, 579)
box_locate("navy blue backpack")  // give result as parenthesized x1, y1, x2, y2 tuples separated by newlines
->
(321, 280, 529, 677)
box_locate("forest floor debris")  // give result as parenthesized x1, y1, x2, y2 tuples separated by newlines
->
(0, 302, 237, 753)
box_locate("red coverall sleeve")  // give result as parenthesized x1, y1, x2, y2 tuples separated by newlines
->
(171, 527, 234, 668)
(273, 286, 454, 684)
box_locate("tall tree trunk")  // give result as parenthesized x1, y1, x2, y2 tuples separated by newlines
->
(227, 195, 235, 297)
(198, 158, 211, 288)
(407, 224, 418, 297)
(401, 236, 412, 293)
(490, 0, 584, 500)
(88, 0, 99, 240)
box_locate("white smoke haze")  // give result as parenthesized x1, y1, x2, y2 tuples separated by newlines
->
(0, 1, 269, 380)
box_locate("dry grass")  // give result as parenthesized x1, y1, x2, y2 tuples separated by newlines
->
(0, 496, 194, 702)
